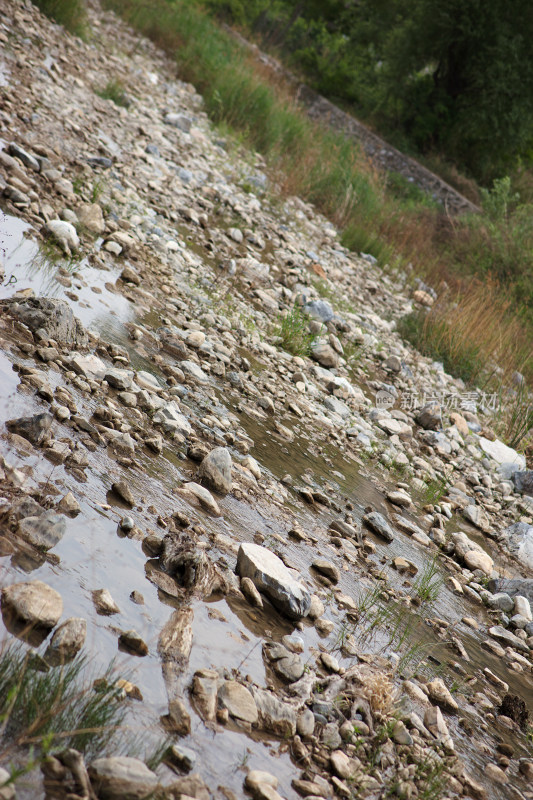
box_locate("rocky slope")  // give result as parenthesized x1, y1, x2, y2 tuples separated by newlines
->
(0, 1, 532, 799)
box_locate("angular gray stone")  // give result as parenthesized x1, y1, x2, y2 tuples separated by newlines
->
(45, 617, 86, 662)
(6, 412, 52, 446)
(70, 353, 106, 381)
(488, 625, 530, 653)
(415, 403, 442, 430)
(153, 402, 192, 436)
(264, 642, 304, 683)
(182, 482, 221, 515)
(305, 300, 334, 322)
(462, 504, 490, 532)
(180, 360, 209, 383)
(9, 142, 40, 170)
(105, 368, 133, 390)
(487, 593, 514, 613)
(512, 471, 533, 496)
(1, 580, 62, 628)
(198, 447, 232, 495)
(236, 543, 311, 619)
(362, 512, 395, 542)
(502, 522, 533, 570)
(18, 511, 66, 551)
(88, 757, 158, 800)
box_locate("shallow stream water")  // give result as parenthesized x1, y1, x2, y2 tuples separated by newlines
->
(0, 210, 532, 798)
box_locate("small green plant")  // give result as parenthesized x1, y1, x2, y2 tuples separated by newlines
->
(96, 79, 130, 108)
(0, 643, 126, 763)
(275, 305, 319, 357)
(410, 555, 444, 605)
(72, 175, 84, 196)
(421, 475, 449, 505)
(91, 178, 105, 203)
(416, 754, 447, 800)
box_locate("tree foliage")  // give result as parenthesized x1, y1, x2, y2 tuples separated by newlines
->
(203, 0, 533, 180)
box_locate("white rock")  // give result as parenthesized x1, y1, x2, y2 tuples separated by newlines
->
(182, 482, 221, 515)
(236, 543, 311, 619)
(479, 437, 526, 469)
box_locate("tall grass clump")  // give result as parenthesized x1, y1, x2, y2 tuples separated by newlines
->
(275, 305, 318, 357)
(33, 0, 89, 38)
(397, 280, 532, 386)
(0, 644, 126, 761)
(495, 381, 533, 451)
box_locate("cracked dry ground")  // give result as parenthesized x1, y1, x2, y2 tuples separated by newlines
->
(0, 1, 532, 800)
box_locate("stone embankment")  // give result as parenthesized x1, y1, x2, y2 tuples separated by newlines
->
(0, 1, 531, 799)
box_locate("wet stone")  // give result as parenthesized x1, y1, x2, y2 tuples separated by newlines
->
(426, 679, 458, 713)
(218, 681, 258, 724)
(252, 688, 297, 736)
(268, 646, 304, 683)
(192, 668, 218, 721)
(240, 576, 263, 608)
(167, 744, 196, 773)
(93, 588, 120, 615)
(198, 446, 232, 495)
(118, 630, 148, 656)
(311, 558, 340, 583)
(45, 617, 86, 663)
(88, 757, 158, 800)
(112, 481, 135, 507)
(18, 511, 66, 551)
(362, 511, 395, 542)
(6, 412, 52, 445)
(1, 580, 62, 629)
(236, 543, 311, 619)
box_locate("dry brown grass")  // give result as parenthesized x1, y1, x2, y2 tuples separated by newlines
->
(399, 279, 533, 386)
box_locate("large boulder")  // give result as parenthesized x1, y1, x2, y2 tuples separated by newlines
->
(88, 757, 158, 800)
(6, 413, 52, 446)
(1, 580, 62, 629)
(1, 297, 88, 346)
(479, 437, 526, 471)
(18, 511, 66, 550)
(236, 543, 311, 619)
(487, 577, 533, 605)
